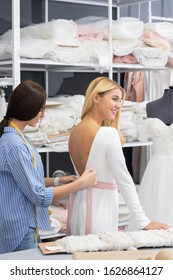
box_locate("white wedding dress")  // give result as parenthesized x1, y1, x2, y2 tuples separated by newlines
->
(138, 118, 173, 226)
(67, 127, 149, 236)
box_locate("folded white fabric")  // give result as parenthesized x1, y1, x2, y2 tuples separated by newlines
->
(48, 40, 110, 72)
(25, 130, 48, 148)
(112, 39, 138, 56)
(41, 108, 74, 132)
(0, 40, 11, 60)
(7, 37, 55, 59)
(144, 22, 173, 41)
(38, 95, 85, 145)
(54, 228, 173, 253)
(133, 46, 168, 67)
(142, 37, 170, 54)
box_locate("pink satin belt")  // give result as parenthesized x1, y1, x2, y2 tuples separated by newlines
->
(66, 181, 118, 235)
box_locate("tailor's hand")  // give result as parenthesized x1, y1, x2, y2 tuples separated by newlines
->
(79, 169, 97, 188)
(59, 175, 77, 184)
(144, 221, 170, 230)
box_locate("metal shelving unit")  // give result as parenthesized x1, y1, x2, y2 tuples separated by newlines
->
(0, 0, 163, 164)
(49, 0, 158, 7)
(0, 0, 161, 87)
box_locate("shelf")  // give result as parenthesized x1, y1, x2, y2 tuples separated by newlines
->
(50, 0, 159, 8)
(151, 16, 173, 22)
(37, 147, 69, 153)
(0, 59, 99, 72)
(3, 0, 162, 88)
(0, 59, 168, 73)
(112, 63, 167, 72)
(123, 141, 153, 148)
(5, 0, 160, 177)
(37, 141, 153, 154)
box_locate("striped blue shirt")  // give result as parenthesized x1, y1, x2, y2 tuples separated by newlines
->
(0, 127, 54, 253)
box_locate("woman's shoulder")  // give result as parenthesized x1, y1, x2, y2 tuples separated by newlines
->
(95, 127, 119, 144)
(69, 122, 81, 138)
(97, 127, 121, 148)
(2, 128, 26, 149)
(70, 123, 118, 139)
(99, 126, 118, 135)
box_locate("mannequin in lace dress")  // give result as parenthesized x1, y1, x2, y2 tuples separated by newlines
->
(136, 85, 173, 227)
(67, 76, 169, 235)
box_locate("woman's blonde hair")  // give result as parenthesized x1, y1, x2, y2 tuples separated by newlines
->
(81, 76, 126, 144)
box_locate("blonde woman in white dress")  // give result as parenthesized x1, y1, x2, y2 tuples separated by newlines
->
(67, 76, 169, 235)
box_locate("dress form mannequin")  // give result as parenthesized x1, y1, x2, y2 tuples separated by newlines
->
(146, 86, 173, 125)
(134, 86, 173, 227)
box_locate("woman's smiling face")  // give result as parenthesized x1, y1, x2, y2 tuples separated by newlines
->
(96, 88, 123, 121)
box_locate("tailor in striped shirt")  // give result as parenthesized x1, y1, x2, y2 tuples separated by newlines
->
(0, 126, 54, 254)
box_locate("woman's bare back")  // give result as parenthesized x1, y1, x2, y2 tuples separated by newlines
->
(68, 119, 100, 175)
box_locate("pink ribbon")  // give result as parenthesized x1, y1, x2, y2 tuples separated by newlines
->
(67, 181, 118, 235)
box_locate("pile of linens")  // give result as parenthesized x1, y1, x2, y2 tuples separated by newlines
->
(0, 16, 173, 71)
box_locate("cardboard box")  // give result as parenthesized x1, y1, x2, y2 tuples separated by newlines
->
(73, 250, 157, 260)
(38, 242, 156, 260)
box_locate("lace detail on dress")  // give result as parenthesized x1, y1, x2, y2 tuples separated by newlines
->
(140, 118, 173, 157)
(137, 118, 173, 227)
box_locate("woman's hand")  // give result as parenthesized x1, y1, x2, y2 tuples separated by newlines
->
(79, 169, 97, 188)
(144, 221, 170, 230)
(59, 175, 77, 185)
(52, 169, 97, 202)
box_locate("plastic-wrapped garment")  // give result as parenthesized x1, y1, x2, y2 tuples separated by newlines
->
(76, 25, 103, 42)
(0, 19, 80, 61)
(102, 17, 144, 40)
(1, 19, 78, 41)
(75, 16, 106, 42)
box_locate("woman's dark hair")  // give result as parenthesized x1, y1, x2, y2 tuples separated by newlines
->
(0, 80, 47, 137)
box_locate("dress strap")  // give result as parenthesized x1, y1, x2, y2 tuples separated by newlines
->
(66, 192, 75, 236)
